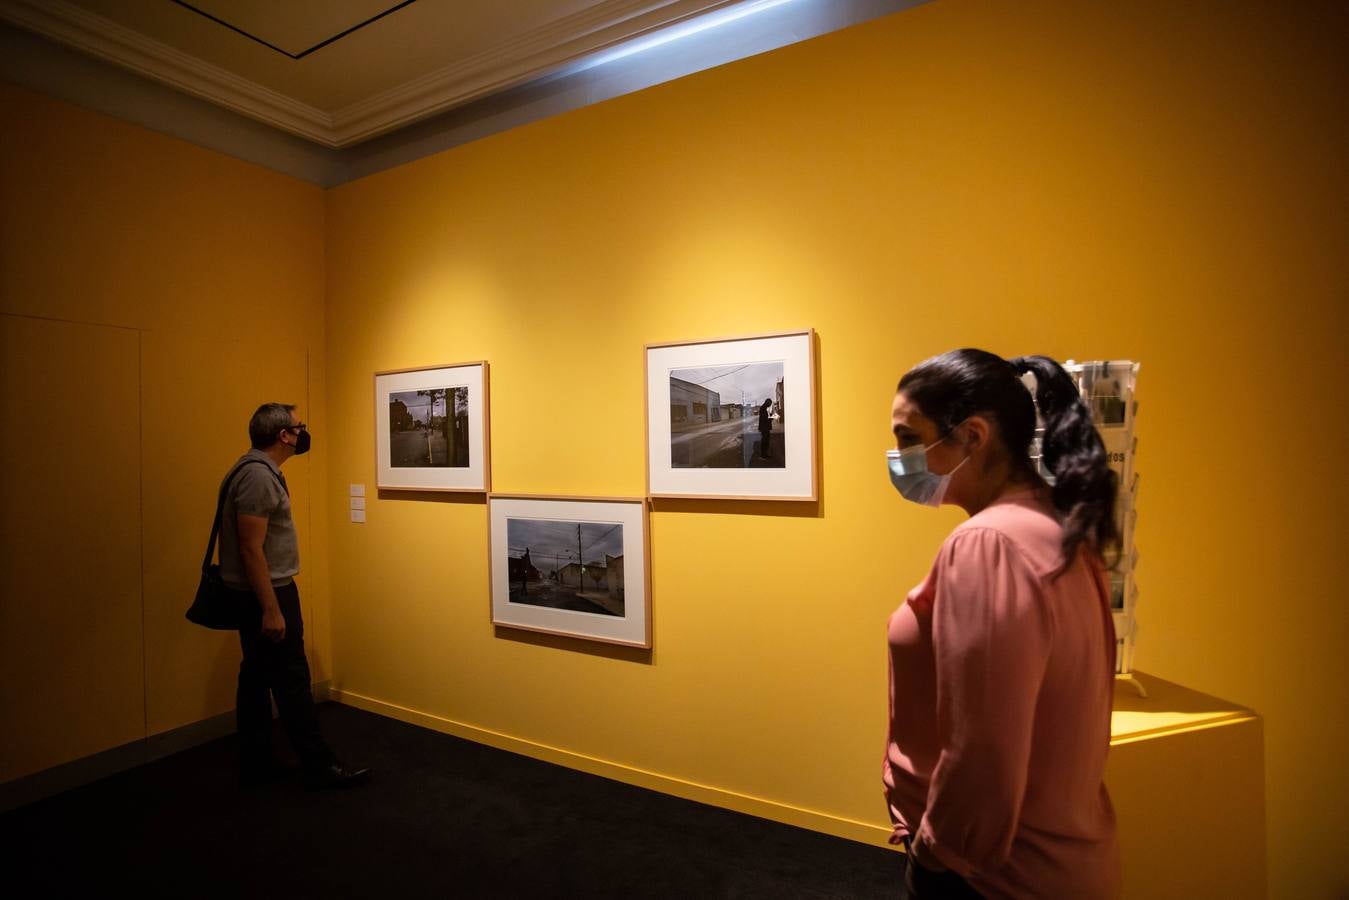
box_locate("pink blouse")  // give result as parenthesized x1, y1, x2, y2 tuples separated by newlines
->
(884, 490, 1120, 899)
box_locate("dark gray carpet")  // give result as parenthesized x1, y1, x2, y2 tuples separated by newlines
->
(1, 703, 903, 898)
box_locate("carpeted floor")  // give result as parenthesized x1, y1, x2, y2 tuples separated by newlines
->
(1, 703, 903, 898)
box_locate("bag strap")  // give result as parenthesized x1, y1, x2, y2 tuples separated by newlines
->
(200, 459, 285, 574)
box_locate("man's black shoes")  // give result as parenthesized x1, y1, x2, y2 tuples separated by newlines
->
(303, 762, 371, 790)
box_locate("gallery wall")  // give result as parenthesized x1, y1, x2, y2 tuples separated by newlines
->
(0, 83, 330, 781)
(324, 1, 1347, 897)
(1, 0, 1344, 895)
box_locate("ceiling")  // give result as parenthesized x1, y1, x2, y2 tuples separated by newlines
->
(0, 0, 748, 147)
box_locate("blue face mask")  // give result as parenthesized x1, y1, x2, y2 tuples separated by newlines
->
(886, 432, 968, 507)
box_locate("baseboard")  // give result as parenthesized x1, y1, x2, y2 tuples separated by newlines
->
(329, 687, 893, 848)
(0, 679, 332, 814)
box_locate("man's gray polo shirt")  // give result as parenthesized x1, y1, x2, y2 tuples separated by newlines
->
(218, 449, 300, 589)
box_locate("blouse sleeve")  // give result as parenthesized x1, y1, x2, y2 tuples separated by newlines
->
(912, 527, 1054, 876)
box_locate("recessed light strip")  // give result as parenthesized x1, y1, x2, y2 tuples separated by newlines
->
(571, 0, 798, 73)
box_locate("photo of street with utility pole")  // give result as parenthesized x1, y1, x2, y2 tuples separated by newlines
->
(669, 362, 785, 468)
(388, 386, 469, 468)
(507, 518, 625, 617)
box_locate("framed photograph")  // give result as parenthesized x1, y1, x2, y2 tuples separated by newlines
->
(375, 362, 489, 492)
(1066, 360, 1139, 430)
(645, 330, 816, 500)
(488, 495, 651, 648)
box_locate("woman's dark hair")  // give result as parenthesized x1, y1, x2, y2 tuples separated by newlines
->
(897, 349, 1119, 571)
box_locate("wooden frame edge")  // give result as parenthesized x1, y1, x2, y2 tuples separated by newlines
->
(490, 620, 652, 649)
(373, 360, 491, 493)
(643, 343, 652, 498)
(488, 493, 647, 504)
(642, 493, 653, 647)
(648, 492, 816, 503)
(373, 359, 490, 377)
(642, 328, 818, 502)
(376, 485, 489, 494)
(642, 327, 813, 352)
(486, 494, 653, 649)
(809, 328, 819, 503)
(481, 360, 492, 493)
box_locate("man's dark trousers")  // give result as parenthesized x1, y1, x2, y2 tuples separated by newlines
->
(236, 582, 333, 774)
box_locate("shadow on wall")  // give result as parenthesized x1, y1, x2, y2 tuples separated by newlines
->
(208, 631, 240, 704)
(492, 626, 654, 666)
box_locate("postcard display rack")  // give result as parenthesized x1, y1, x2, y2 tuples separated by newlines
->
(1031, 360, 1144, 696)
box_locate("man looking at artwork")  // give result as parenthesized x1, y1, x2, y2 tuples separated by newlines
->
(218, 402, 369, 789)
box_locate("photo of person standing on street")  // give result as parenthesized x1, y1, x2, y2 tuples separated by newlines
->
(758, 398, 774, 460)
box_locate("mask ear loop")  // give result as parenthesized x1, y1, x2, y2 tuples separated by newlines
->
(925, 416, 971, 453)
(927, 419, 973, 478)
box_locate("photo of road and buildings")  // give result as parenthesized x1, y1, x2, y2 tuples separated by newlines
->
(669, 362, 784, 468)
(388, 386, 469, 468)
(507, 518, 625, 617)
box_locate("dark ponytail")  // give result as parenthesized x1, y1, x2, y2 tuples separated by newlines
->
(1007, 355, 1119, 570)
(898, 349, 1119, 571)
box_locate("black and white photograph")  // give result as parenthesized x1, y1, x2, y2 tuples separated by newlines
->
(375, 362, 490, 492)
(1069, 360, 1137, 427)
(1110, 573, 1126, 610)
(388, 386, 469, 468)
(489, 496, 650, 648)
(506, 518, 625, 617)
(669, 361, 784, 469)
(646, 331, 815, 500)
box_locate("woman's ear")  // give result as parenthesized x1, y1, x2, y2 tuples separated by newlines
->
(961, 416, 992, 453)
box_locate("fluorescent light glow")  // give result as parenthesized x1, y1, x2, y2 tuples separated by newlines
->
(573, 0, 799, 73)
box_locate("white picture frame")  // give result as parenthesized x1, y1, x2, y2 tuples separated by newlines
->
(374, 361, 489, 492)
(645, 330, 816, 500)
(488, 495, 651, 648)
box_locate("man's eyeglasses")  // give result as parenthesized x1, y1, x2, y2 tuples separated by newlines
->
(284, 423, 308, 434)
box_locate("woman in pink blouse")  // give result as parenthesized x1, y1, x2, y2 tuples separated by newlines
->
(884, 349, 1121, 900)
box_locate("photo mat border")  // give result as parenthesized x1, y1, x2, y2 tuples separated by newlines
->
(644, 329, 817, 501)
(373, 360, 491, 493)
(487, 494, 652, 649)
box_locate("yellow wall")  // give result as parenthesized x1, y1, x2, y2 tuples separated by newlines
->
(325, 2, 1346, 898)
(2, 0, 1344, 895)
(0, 83, 329, 778)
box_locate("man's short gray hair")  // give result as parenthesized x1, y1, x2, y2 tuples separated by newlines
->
(249, 403, 296, 450)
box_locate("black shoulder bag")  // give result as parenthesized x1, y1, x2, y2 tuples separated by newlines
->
(186, 459, 280, 630)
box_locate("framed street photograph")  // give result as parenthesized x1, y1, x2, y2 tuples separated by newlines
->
(645, 330, 816, 500)
(375, 362, 489, 492)
(488, 495, 651, 648)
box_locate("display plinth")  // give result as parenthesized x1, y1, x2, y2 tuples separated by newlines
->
(1108, 672, 1265, 900)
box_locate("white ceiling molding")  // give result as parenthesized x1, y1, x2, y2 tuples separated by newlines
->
(329, 0, 740, 146)
(0, 0, 334, 143)
(4, 0, 922, 184)
(0, 0, 739, 148)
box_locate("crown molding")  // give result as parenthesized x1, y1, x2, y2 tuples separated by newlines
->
(0, 0, 735, 148)
(0, 0, 334, 143)
(328, 0, 739, 146)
